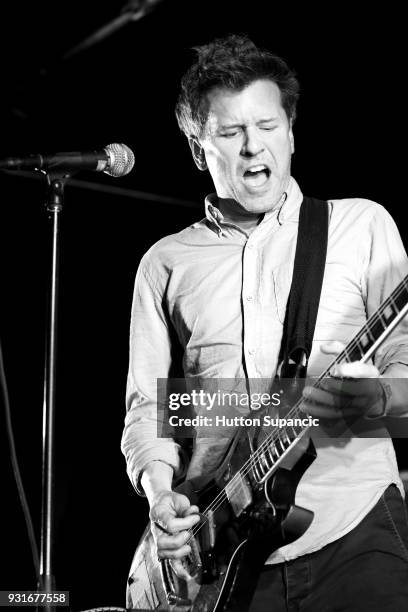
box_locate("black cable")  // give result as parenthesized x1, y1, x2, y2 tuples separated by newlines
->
(0, 334, 42, 587)
(2, 170, 201, 209)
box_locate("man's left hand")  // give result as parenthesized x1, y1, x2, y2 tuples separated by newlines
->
(300, 341, 385, 419)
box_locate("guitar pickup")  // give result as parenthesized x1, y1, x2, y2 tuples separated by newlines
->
(226, 474, 253, 517)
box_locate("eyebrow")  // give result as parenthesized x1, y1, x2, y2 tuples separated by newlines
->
(217, 123, 244, 131)
(257, 117, 279, 123)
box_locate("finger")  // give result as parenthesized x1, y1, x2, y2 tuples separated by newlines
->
(330, 362, 379, 379)
(300, 403, 345, 419)
(302, 386, 378, 417)
(300, 403, 367, 418)
(320, 376, 381, 399)
(158, 544, 192, 560)
(301, 395, 365, 418)
(172, 493, 195, 515)
(302, 385, 345, 409)
(169, 558, 192, 580)
(320, 341, 346, 355)
(183, 505, 199, 516)
(155, 529, 191, 550)
(318, 377, 363, 397)
(158, 513, 200, 534)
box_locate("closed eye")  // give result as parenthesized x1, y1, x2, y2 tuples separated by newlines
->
(219, 131, 239, 138)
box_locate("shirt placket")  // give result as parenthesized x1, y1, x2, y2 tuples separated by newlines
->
(242, 235, 259, 378)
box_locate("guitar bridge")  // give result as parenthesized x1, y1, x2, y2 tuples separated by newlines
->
(159, 559, 192, 607)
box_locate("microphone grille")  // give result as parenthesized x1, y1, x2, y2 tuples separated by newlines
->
(104, 143, 135, 177)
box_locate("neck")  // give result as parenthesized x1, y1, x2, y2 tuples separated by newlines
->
(217, 193, 286, 232)
(217, 200, 262, 232)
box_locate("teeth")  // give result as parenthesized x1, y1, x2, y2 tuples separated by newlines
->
(247, 165, 267, 173)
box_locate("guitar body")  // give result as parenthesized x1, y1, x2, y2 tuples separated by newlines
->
(127, 428, 316, 611)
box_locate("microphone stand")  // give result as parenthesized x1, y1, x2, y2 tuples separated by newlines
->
(38, 170, 69, 612)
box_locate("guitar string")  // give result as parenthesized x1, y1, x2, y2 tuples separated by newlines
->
(187, 290, 403, 543)
(185, 277, 408, 543)
(187, 331, 375, 543)
(197, 273, 408, 516)
(186, 376, 341, 543)
(187, 303, 387, 533)
(187, 392, 319, 541)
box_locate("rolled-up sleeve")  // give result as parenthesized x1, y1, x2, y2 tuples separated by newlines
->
(121, 259, 182, 495)
(361, 204, 408, 372)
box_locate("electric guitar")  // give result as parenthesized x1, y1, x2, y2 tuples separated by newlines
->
(126, 276, 408, 612)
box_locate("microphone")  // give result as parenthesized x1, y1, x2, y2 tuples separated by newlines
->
(0, 143, 135, 178)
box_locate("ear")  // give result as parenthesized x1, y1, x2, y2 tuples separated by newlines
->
(289, 119, 295, 154)
(188, 137, 207, 171)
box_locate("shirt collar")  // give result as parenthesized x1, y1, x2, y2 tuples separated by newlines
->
(204, 177, 304, 235)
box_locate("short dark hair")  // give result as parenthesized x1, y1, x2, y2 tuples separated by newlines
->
(175, 34, 300, 139)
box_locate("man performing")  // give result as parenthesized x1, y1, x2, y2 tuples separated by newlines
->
(122, 35, 408, 610)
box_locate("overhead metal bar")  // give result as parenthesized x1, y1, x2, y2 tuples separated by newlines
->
(63, 0, 165, 60)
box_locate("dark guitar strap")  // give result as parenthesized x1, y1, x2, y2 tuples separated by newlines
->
(279, 196, 329, 377)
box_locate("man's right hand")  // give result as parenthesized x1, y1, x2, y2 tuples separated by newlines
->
(149, 490, 200, 560)
(140, 461, 200, 562)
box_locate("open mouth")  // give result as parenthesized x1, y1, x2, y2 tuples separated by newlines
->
(243, 164, 271, 187)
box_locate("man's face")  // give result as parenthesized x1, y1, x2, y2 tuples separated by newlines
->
(191, 79, 294, 214)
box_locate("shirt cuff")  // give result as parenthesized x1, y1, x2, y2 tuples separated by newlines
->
(364, 379, 393, 420)
(132, 448, 187, 496)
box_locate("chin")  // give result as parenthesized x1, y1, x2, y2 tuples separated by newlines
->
(240, 195, 282, 215)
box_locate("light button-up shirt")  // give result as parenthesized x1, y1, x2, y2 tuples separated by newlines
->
(122, 177, 408, 562)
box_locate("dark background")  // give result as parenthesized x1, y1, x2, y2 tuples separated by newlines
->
(0, 1, 406, 610)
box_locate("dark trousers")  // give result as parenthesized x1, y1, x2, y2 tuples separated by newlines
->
(249, 485, 408, 612)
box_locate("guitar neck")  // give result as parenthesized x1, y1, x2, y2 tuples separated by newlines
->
(323, 274, 408, 369)
(244, 273, 408, 484)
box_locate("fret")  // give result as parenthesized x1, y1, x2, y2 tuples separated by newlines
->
(382, 303, 396, 323)
(260, 452, 272, 473)
(387, 294, 400, 317)
(346, 343, 364, 361)
(282, 433, 291, 448)
(342, 346, 353, 362)
(249, 448, 270, 483)
(394, 280, 408, 311)
(358, 332, 370, 349)
(291, 410, 307, 434)
(257, 454, 266, 474)
(277, 436, 286, 453)
(287, 424, 297, 439)
(366, 327, 375, 342)
(291, 424, 304, 438)
(283, 429, 291, 446)
(377, 309, 387, 327)
(268, 442, 280, 462)
(290, 417, 310, 438)
(254, 458, 264, 477)
(266, 447, 276, 466)
(251, 460, 263, 483)
(369, 316, 387, 341)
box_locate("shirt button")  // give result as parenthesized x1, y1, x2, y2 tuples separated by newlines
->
(247, 243, 254, 250)
(246, 295, 253, 302)
(248, 348, 256, 355)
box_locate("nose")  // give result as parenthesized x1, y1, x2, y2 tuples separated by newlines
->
(240, 127, 264, 157)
